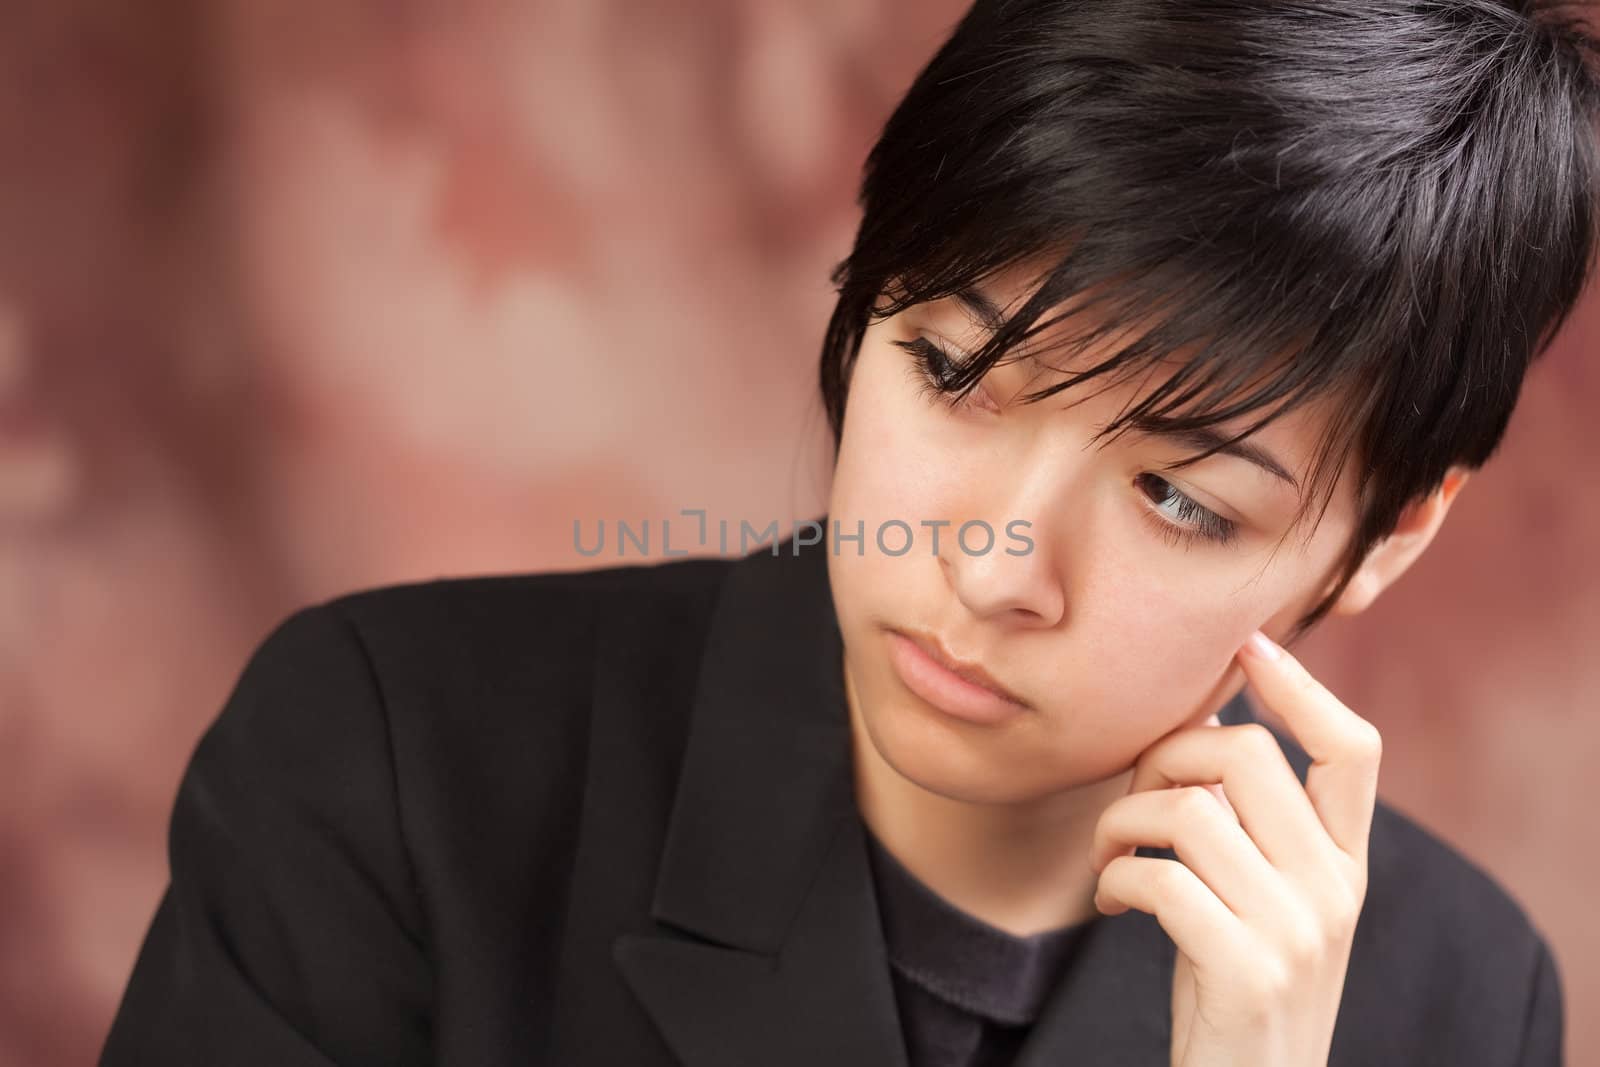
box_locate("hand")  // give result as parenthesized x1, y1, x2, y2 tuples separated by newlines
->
(1088, 629, 1382, 1067)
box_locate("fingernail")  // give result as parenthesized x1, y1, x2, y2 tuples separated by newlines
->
(1246, 630, 1281, 660)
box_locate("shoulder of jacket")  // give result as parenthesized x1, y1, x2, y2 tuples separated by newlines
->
(1340, 794, 1557, 1059)
(1363, 798, 1544, 950)
(314, 552, 735, 684)
(237, 554, 738, 894)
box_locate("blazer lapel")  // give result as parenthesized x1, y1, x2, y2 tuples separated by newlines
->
(613, 529, 910, 1067)
(614, 810, 908, 1067)
(1010, 907, 1174, 1064)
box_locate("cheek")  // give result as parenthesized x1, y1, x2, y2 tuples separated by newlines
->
(1039, 545, 1288, 756)
(828, 339, 976, 525)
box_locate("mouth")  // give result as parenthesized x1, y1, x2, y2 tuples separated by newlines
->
(886, 626, 1031, 721)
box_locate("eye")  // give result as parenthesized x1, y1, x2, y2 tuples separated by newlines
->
(894, 337, 1000, 414)
(1134, 472, 1240, 549)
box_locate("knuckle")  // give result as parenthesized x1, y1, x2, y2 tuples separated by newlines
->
(1346, 862, 1371, 901)
(1245, 955, 1294, 1004)
(1305, 859, 1367, 936)
(1234, 722, 1281, 763)
(1282, 918, 1327, 967)
(1328, 903, 1362, 941)
(1100, 853, 1134, 886)
(1328, 882, 1367, 938)
(1174, 785, 1221, 827)
(1347, 719, 1384, 764)
(1147, 858, 1186, 903)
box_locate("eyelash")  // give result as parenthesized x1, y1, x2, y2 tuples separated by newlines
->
(896, 337, 991, 411)
(1134, 473, 1240, 549)
(898, 335, 1240, 550)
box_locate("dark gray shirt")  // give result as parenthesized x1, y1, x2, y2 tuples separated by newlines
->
(862, 816, 1095, 1067)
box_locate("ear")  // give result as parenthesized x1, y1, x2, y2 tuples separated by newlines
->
(1328, 465, 1472, 617)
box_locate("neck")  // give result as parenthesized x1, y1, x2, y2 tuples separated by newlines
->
(844, 654, 1130, 939)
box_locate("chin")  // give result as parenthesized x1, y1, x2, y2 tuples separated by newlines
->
(856, 685, 1089, 804)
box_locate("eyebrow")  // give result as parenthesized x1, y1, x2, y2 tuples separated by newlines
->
(952, 286, 1008, 331)
(947, 286, 1300, 497)
(1148, 425, 1301, 497)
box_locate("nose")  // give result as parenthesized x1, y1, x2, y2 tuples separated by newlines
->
(938, 521, 1065, 628)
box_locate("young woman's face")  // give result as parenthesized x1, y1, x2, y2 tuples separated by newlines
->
(826, 262, 1362, 803)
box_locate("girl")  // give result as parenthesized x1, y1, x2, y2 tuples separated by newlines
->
(103, 0, 1596, 1063)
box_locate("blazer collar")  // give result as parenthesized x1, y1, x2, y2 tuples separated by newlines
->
(613, 520, 1257, 1067)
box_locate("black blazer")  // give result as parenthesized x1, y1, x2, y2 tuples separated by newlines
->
(102, 525, 1564, 1066)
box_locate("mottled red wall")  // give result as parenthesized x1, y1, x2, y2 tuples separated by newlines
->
(0, 2, 1594, 1063)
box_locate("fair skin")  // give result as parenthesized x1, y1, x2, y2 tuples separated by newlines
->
(826, 260, 1470, 1065)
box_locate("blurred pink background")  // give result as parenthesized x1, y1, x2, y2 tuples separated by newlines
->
(1, 2, 1595, 1063)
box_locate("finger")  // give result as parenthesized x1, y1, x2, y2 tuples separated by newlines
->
(1127, 721, 1330, 879)
(1090, 785, 1293, 924)
(1137, 712, 1237, 820)
(1095, 855, 1253, 974)
(1111, 714, 1236, 857)
(1198, 712, 1236, 822)
(1202, 780, 1235, 823)
(1237, 630, 1383, 860)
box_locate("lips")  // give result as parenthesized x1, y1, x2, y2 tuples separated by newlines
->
(893, 627, 1029, 709)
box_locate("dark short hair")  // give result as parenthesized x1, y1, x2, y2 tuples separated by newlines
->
(818, 0, 1600, 641)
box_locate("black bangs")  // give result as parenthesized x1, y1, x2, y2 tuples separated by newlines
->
(863, 248, 1379, 554)
(819, 0, 1600, 642)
